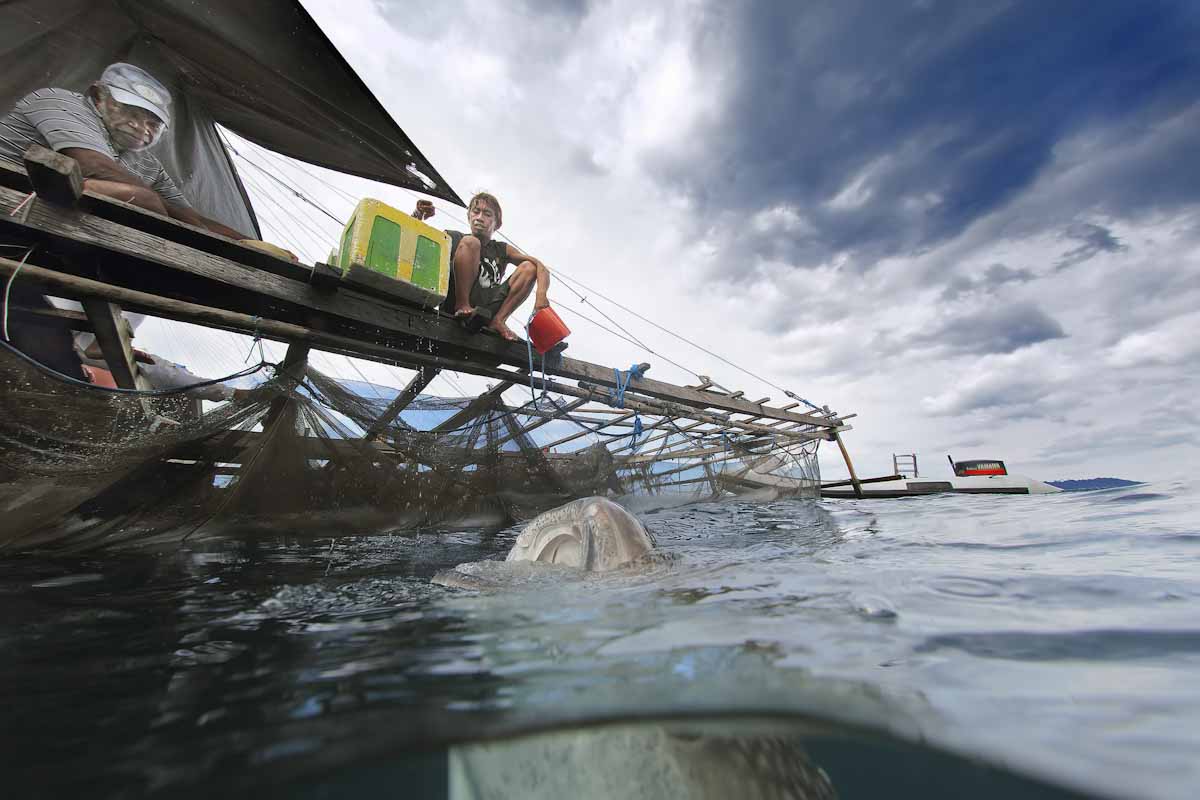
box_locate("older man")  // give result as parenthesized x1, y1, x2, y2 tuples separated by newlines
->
(0, 62, 259, 241)
(1, 63, 278, 398)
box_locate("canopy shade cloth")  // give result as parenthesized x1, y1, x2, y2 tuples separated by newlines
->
(0, 0, 463, 236)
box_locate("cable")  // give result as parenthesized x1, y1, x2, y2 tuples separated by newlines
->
(2, 246, 34, 341)
(0, 337, 274, 396)
(218, 130, 346, 226)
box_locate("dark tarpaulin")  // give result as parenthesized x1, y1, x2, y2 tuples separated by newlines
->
(0, 0, 462, 236)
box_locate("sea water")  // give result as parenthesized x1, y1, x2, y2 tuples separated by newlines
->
(2, 480, 1197, 798)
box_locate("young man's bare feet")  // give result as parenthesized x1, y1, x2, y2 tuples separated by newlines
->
(452, 305, 475, 319)
(488, 318, 522, 342)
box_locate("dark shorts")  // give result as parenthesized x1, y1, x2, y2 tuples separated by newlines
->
(469, 278, 511, 316)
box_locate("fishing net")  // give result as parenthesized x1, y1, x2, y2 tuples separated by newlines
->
(0, 331, 820, 553)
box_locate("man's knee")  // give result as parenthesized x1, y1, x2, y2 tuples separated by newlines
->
(456, 234, 482, 258)
(515, 260, 537, 277)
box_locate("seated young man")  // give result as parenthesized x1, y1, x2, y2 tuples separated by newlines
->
(0, 62, 288, 255)
(412, 192, 551, 342)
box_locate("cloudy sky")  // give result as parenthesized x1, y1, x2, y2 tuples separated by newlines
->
(174, 0, 1200, 482)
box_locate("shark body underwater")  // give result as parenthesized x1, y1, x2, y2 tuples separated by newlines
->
(432, 497, 657, 589)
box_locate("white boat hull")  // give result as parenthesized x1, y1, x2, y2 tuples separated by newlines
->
(820, 474, 1061, 498)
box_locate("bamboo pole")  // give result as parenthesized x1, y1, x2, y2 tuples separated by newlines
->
(833, 431, 864, 499)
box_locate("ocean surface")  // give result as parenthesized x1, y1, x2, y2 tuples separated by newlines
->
(3, 480, 1198, 799)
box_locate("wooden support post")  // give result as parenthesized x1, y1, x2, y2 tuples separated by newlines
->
(80, 298, 152, 391)
(363, 366, 439, 442)
(262, 343, 310, 431)
(833, 431, 864, 499)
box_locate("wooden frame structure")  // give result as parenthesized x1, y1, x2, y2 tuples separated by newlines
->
(0, 148, 862, 513)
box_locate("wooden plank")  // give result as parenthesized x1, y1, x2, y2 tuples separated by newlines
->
(261, 343, 310, 432)
(342, 264, 444, 310)
(432, 382, 514, 433)
(560, 360, 833, 426)
(7, 305, 93, 332)
(22, 145, 83, 206)
(363, 366, 439, 442)
(821, 474, 903, 489)
(833, 431, 864, 499)
(0, 159, 314, 284)
(80, 299, 150, 391)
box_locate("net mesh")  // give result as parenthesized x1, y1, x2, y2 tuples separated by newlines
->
(0, 344, 820, 553)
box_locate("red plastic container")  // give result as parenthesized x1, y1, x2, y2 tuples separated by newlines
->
(528, 306, 571, 354)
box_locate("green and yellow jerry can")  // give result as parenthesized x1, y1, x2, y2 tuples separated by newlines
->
(336, 198, 451, 308)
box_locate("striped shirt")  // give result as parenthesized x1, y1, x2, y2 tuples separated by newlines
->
(0, 88, 189, 208)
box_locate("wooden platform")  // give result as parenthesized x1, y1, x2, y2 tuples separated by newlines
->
(0, 149, 859, 523)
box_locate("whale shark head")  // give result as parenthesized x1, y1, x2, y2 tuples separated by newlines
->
(506, 496, 655, 572)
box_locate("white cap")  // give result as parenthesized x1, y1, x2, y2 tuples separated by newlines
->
(98, 63, 171, 127)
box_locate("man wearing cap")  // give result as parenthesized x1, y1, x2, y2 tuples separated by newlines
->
(0, 62, 252, 240)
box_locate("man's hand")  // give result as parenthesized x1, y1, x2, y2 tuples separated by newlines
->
(534, 294, 550, 312)
(412, 199, 435, 221)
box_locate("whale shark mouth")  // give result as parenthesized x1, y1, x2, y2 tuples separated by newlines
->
(538, 533, 583, 566)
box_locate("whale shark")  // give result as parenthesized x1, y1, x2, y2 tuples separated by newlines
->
(433, 496, 656, 589)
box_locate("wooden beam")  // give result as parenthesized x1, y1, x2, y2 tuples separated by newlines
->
(833, 431, 864, 499)
(80, 299, 150, 391)
(363, 366, 439, 442)
(821, 474, 903, 489)
(7, 305, 93, 332)
(432, 382, 514, 433)
(22, 145, 83, 206)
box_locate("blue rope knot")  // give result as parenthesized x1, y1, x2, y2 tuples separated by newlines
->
(784, 389, 820, 411)
(630, 412, 644, 453)
(608, 362, 645, 408)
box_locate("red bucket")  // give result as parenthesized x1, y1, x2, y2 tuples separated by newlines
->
(528, 306, 571, 354)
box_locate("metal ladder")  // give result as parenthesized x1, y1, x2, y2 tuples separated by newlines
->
(893, 452, 918, 478)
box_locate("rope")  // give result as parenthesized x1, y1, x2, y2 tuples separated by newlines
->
(2, 246, 34, 341)
(607, 362, 646, 408)
(243, 316, 265, 364)
(524, 309, 542, 409)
